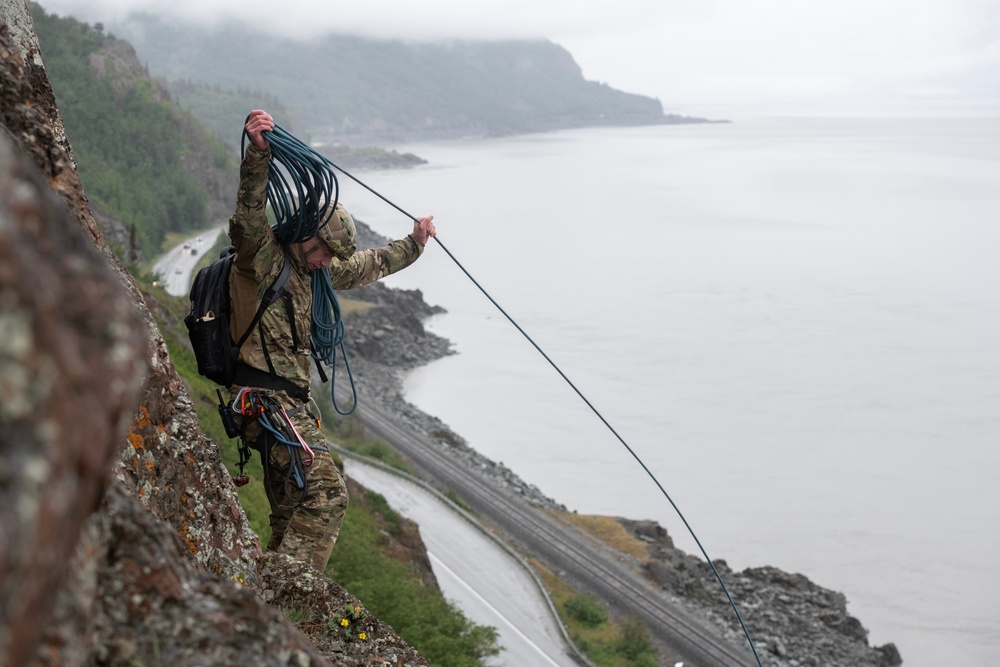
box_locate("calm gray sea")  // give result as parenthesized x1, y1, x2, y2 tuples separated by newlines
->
(339, 113, 1000, 666)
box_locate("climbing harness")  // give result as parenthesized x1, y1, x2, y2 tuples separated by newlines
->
(229, 387, 326, 509)
(276, 129, 766, 667)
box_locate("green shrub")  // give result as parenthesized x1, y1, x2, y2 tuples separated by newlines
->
(564, 594, 607, 628)
(616, 616, 658, 667)
(365, 491, 403, 534)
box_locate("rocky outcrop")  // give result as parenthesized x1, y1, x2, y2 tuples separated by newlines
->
(88, 35, 163, 98)
(1, 14, 147, 666)
(0, 8, 427, 667)
(259, 552, 426, 666)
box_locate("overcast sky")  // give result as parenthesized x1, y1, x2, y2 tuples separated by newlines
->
(37, 0, 1000, 116)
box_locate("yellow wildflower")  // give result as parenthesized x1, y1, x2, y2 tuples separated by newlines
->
(358, 632, 367, 641)
(340, 618, 349, 627)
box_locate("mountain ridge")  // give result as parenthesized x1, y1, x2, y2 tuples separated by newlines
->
(96, 11, 711, 146)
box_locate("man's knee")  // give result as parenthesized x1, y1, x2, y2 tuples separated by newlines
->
(307, 451, 346, 499)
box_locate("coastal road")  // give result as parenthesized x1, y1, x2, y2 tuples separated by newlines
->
(341, 454, 584, 667)
(150, 226, 225, 296)
(354, 397, 758, 667)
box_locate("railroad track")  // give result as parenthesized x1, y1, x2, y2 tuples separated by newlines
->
(354, 397, 758, 667)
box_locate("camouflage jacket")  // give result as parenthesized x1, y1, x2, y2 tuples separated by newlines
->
(228, 144, 424, 391)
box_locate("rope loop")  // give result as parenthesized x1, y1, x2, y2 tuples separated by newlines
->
(311, 267, 357, 415)
(242, 122, 356, 414)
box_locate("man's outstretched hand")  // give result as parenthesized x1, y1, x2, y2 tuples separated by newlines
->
(245, 109, 274, 151)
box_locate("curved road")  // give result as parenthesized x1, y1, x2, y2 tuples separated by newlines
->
(354, 397, 757, 667)
(342, 455, 584, 667)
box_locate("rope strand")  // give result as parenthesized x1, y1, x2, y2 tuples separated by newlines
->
(244, 118, 761, 665)
(313, 149, 764, 667)
(311, 266, 358, 415)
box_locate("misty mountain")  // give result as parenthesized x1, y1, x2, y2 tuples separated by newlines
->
(98, 12, 703, 145)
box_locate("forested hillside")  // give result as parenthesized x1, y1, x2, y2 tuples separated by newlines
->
(30, 3, 236, 260)
(94, 12, 700, 145)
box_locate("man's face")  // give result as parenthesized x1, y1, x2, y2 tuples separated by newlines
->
(300, 237, 334, 270)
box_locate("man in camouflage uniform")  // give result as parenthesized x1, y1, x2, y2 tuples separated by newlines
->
(229, 109, 436, 571)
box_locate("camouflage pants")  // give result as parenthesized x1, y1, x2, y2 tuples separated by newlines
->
(234, 389, 348, 572)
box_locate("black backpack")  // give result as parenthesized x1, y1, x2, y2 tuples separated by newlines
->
(184, 246, 291, 388)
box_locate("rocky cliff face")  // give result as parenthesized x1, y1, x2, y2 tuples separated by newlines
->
(0, 7, 426, 666)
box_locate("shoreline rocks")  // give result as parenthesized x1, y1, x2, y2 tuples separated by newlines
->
(340, 279, 568, 513)
(620, 519, 902, 667)
(341, 221, 569, 512)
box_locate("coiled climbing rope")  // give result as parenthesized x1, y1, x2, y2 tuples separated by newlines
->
(241, 122, 357, 414)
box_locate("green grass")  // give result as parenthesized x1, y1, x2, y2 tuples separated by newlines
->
(328, 490, 499, 667)
(337, 435, 415, 475)
(282, 606, 313, 626)
(364, 490, 403, 534)
(444, 491, 473, 513)
(533, 560, 660, 667)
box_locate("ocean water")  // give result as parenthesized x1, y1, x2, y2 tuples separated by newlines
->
(337, 112, 1000, 666)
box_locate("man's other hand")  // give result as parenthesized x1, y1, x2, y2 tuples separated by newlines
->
(412, 216, 436, 246)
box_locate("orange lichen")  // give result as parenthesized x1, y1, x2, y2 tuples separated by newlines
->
(127, 431, 145, 451)
(177, 525, 198, 556)
(133, 405, 152, 430)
